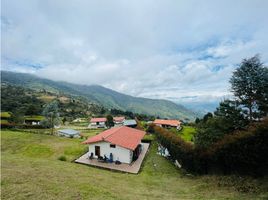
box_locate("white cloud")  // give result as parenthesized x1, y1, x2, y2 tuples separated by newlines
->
(1, 0, 268, 108)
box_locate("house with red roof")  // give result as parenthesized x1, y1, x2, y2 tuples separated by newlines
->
(89, 117, 107, 128)
(153, 119, 181, 130)
(89, 116, 125, 128)
(82, 126, 146, 164)
(113, 116, 125, 126)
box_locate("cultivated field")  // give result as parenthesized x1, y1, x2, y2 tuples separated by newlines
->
(1, 130, 267, 200)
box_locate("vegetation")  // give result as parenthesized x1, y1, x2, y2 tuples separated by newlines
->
(24, 115, 45, 121)
(151, 119, 268, 176)
(195, 55, 267, 148)
(195, 100, 249, 148)
(58, 155, 67, 161)
(41, 100, 60, 134)
(230, 55, 268, 120)
(177, 126, 196, 142)
(1, 112, 12, 118)
(1, 130, 267, 199)
(105, 115, 114, 128)
(1, 84, 43, 121)
(1, 71, 197, 120)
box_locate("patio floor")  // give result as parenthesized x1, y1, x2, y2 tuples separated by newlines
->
(75, 143, 150, 174)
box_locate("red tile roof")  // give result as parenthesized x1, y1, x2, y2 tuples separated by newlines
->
(90, 118, 107, 123)
(153, 119, 181, 127)
(90, 117, 125, 123)
(82, 126, 146, 150)
(113, 116, 125, 122)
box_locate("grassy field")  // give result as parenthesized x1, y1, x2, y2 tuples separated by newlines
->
(1, 130, 268, 200)
(169, 125, 197, 142)
(178, 126, 196, 142)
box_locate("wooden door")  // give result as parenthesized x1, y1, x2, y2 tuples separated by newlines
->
(95, 146, 100, 157)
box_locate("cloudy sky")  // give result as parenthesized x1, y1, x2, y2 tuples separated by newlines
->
(2, 0, 268, 109)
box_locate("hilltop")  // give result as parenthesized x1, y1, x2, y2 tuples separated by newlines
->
(1, 71, 198, 120)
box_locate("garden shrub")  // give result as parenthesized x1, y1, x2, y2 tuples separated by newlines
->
(58, 155, 67, 161)
(152, 119, 268, 176)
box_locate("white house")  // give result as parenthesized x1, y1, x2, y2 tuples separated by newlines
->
(153, 119, 181, 130)
(88, 116, 126, 128)
(88, 118, 107, 128)
(113, 116, 125, 126)
(57, 129, 80, 138)
(82, 126, 146, 164)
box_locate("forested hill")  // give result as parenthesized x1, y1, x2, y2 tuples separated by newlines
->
(1, 71, 197, 120)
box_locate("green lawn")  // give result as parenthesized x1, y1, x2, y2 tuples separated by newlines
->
(1, 130, 267, 200)
(170, 125, 197, 142)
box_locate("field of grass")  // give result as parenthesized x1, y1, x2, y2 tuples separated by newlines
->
(1, 130, 268, 200)
(169, 125, 197, 142)
(178, 126, 197, 142)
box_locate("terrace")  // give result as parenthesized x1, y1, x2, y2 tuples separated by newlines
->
(75, 143, 150, 174)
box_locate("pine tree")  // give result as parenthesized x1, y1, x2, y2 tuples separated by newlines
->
(230, 55, 268, 120)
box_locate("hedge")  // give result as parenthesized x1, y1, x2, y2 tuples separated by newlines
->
(150, 119, 268, 176)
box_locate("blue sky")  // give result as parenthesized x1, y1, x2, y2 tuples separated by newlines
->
(1, 0, 268, 110)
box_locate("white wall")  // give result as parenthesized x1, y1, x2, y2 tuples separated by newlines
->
(88, 122, 106, 128)
(88, 141, 132, 164)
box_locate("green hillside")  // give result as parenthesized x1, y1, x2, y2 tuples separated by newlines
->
(1, 71, 197, 120)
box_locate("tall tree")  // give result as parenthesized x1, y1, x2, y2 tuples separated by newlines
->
(42, 100, 60, 135)
(230, 55, 268, 120)
(214, 99, 248, 131)
(105, 115, 114, 128)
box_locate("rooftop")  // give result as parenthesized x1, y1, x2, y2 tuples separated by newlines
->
(153, 119, 181, 127)
(58, 129, 80, 135)
(90, 117, 107, 123)
(123, 119, 137, 126)
(82, 126, 146, 150)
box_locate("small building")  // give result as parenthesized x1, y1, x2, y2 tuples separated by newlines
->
(153, 119, 181, 130)
(113, 116, 125, 126)
(89, 118, 107, 128)
(123, 119, 137, 128)
(24, 115, 45, 125)
(82, 126, 146, 164)
(58, 129, 80, 138)
(88, 116, 126, 128)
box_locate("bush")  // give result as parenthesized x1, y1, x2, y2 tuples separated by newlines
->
(58, 155, 67, 161)
(209, 119, 268, 176)
(153, 125, 208, 173)
(153, 119, 268, 176)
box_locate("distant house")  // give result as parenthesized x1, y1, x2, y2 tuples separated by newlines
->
(88, 116, 125, 128)
(123, 119, 137, 128)
(153, 119, 181, 130)
(89, 118, 107, 128)
(113, 116, 125, 126)
(82, 126, 146, 164)
(24, 115, 45, 125)
(58, 129, 80, 138)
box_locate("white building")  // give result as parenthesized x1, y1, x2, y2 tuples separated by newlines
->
(82, 126, 146, 164)
(88, 118, 107, 128)
(88, 116, 126, 128)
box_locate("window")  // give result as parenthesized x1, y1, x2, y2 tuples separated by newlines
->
(110, 144, 116, 148)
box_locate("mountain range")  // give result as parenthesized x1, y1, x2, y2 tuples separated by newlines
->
(1, 71, 198, 120)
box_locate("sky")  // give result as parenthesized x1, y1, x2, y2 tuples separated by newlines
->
(1, 0, 268, 110)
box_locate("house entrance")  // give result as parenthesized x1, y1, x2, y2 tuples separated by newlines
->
(95, 146, 100, 157)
